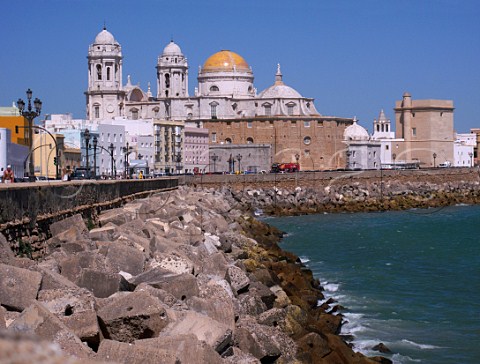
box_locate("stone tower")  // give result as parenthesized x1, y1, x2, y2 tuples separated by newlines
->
(85, 27, 125, 120)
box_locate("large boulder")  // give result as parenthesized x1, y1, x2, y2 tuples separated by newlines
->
(0, 233, 15, 265)
(103, 242, 146, 276)
(49, 214, 88, 237)
(77, 269, 134, 298)
(0, 263, 42, 311)
(8, 301, 94, 359)
(96, 339, 178, 364)
(97, 291, 169, 342)
(135, 334, 223, 364)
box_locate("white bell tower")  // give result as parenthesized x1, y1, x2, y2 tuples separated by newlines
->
(85, 27, 125, 120)
(156, 40, 188, 99)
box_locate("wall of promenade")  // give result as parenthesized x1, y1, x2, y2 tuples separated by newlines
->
(0, 178, 178, 244)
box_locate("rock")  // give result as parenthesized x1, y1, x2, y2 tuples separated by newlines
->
(138, 272, 199, 301)
(0, 233, 15, 265)
(296, 332, 331, 362)
(226, 265, 250, 295)
(77, 269, 134, 298)
(135, 334, 224, 364)
(104, 242, 146, 276)
(0, 263, 42, 311)
(96, 339, 178, 363)
(36, 265, 79, 291)
(49, 214, 88, 237)
(8, 301, 94, 359)
(98, 208, 134, 226)
(89, 225, 116, 241)
(200, 251, 229, 277)
(37, 288, 100, 348)
(155, 253, 194, 275)
(160, 310, 232, 353)
(372, 342, 392, 353)
(97, 291, 169, 342)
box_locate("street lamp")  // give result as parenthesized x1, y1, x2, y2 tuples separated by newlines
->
(17, 89, 42, 181)
(93, 135, 97, 179)
(236, 154, 242, 174)
(211, 154, 219, 173)
(108, 143, 115, 178)
(84, 129, 90, 175)
(122, 142, 133, 179)
(295, 153, 300, 187)
(346, 150, 352, 170)
(392, 153, 397, 169)
(433, 153, 437, 168)
(469, 152, 473, 167)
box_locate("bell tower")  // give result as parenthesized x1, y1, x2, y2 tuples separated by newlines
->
(156, 40, 188, 99)
(85, 27, 125, 120)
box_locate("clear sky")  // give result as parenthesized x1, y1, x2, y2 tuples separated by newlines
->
(1, 0, 479, 133)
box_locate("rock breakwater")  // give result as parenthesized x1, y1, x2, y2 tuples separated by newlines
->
(228, 178, 480, 215)
(0, 186, 390, 363)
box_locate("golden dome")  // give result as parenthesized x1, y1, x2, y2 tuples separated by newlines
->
(202, 50, 250, 72)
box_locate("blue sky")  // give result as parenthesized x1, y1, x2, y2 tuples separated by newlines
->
(1, 0, 479, 133)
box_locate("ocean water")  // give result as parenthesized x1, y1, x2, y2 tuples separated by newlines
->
(266, 205, 480, 364)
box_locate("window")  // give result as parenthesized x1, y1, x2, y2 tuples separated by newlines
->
(287, 104, 295, 115)
(386, 145, 389, 150)
(94, 106, 100, 119)
(107, 67, 111, 81)
(211, 104, 217, 119)
(303, 136, 311, 145)
(264, 105, 271, 116)
(225, 138, 232, 144)
(210, 85, 219, 92)
(304, 121, 310, 128)
(317, 120, 324, 127)
(247, 137, 254, 144)
(96, 65, 102, 80)
(247, 122, 252, 128)
(291, 120, 297, 126)
(412, 127, 417, 136)
(132, 109, 139, 120)
(211, 132, 217, 143)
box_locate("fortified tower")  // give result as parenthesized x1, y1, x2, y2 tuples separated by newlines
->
(85, 27, 125, 120)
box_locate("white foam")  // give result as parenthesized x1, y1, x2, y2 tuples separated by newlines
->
(391, 353, 422, 363)
(299, 256, 310, 263)
(324, 283, 340, 292)
(401, 339, 442, 350)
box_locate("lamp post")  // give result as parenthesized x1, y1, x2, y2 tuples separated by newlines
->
(392, 153, 397, 169)
(108, 143, 115, 178)
(295, 153, 300, 187)
(433, 153, 437, 168)
(84, 129, 90, 176)
(93, 136, 97, 179)
(122, 142, 132, 179)
(211, 154, 219, 173)
(469, 152, 473, 167)
(236, 154, 242, 174)
(17, 89, 42, 182)
(346, 150, 352, 170)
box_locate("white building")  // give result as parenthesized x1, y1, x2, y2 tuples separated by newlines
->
(0, 128, 28, 178)
(454, 133, 475, 167)
(371, 109, 404, 168)
(344, 120, 381, 170)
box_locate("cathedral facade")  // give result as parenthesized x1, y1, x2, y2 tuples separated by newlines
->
(86, 28, 354, 171)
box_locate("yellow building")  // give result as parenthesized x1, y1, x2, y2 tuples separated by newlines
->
(32, 133, 65, 179)
(0, 105, 29, 146)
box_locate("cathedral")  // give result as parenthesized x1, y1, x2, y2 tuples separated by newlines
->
(85, 27, 354, 171)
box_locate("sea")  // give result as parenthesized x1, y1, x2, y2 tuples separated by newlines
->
(266, 204, 480, 364)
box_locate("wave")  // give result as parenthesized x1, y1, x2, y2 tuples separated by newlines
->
(299, 256, 310, 264)
(401, 339, 442, 350)
(323, 282, 340, 292)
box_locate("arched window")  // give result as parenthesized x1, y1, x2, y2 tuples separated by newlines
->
(96, 65, 102, 80)
(210, 85, 219, 92)
(106, 67, 111, 81)
(165, 74, 170, 88)
(225, 138, 232, 144)
(94, 106, 100, 119)
(246, 137, 254, 144)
